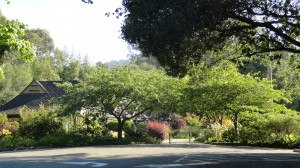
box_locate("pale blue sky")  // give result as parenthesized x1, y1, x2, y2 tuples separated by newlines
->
(0, 0, 129, 63)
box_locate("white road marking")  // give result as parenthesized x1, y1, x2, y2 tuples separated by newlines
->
(59, 161, 108, 167)
(139, 164, 184, 168)
(174, 155, 188, 163)
(90, 162, 108, 167)
(60, 162, 92, 165)
(142, 165, 165, 168)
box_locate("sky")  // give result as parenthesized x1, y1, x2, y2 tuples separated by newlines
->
(0, 0, 130, 63)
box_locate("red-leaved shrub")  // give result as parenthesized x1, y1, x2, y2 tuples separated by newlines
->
(146, 121, 169, 140)
(169, 117, 187, 130)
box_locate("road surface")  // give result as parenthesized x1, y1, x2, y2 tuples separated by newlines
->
(0, 143, 299, 168)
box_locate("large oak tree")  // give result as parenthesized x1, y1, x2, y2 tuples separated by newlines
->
(120, 0, 300, 75)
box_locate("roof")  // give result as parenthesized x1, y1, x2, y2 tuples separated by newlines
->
(0, 80, 78, 117)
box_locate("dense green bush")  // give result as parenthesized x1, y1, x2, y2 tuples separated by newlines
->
(15, 137, 36, 147)
(106, 120, 145, 137)
(238, 112, 300, 146)
(221, 127, 238, 143)
(0, 135, 14, 148)
(0, 135, 36, 148)
(18, 106, 64, 139)
(216, 111, 300, 147)
(135, 122, 147, 137)
(107, 120, 118, 132)
(123, 120, 135, 136)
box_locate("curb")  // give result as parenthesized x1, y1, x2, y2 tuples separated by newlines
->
(293, 149, 300, 152)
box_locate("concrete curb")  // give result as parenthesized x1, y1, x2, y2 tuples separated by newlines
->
(293, 149, 300, 152)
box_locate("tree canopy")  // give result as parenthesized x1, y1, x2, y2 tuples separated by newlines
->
(121, 0, 300, 75)
(184, 62, 289, 130)
(0, 12, 36, 78)
(58, 65, 182, 139)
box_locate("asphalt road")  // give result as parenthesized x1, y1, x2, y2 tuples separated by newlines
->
(0, 143, 299, 168)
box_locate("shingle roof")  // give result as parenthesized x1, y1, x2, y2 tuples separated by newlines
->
(0, 80, 78, 117)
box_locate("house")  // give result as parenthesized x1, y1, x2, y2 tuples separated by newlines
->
(0, 80, 77, 121)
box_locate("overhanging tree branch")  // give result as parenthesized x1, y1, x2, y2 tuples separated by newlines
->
(230, 14, 300, 48)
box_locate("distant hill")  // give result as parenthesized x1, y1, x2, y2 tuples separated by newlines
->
(105, 59, 131, 69)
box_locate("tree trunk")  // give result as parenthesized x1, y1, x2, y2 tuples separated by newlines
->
(233, 112, 238, 132)
(117, 118, 124, 140)
(218, 113, 223, 126)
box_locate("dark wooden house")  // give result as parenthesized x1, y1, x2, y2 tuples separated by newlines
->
(0, 80, 77, 121)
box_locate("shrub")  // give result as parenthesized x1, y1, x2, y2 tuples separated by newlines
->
(19, 106, 64, 139)
(15, 137, 36, 147)
(221, 127, 238, 143)
(184, 113, 202, 127)
(107, 120, 118, 132)
(238, 112, 300, 146)
(146, 121, 169, 141)
(0, 135, 14, 148)
(0, 114, 19, 137)
(123, 120, 135, 136)
(135, 122, 147, 137)
(169, 117, 187, 130)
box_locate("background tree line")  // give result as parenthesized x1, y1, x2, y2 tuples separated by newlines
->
(0, 11, 97, 106)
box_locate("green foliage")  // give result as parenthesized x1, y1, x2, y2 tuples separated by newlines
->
(0, 62, 32, 106)
(14, 136, 36, 147)
(0, 135, 14, 147)
(0, 113, 8, 125)
(221, 127, 239, 143)
(173, 114, 202, 139)
(184, 113, 201, 127)
(238, 112, 300, 146)
(121, 0, 300, 75)
(0, 20, 36, 78)
(0, 20, 36, 60)
(0, 113, 18, 137)
(123, 120, 134, 135)
(273, 54, 300, 111)
(25, 29, 54, 57)
(18, 106, 64, 139)
(184, 62, 287, 131)
(0, 135, 36, 148)
(107, 120, 118, 132)
(59, 65, 182, 140)
(30, 55, 60, 80)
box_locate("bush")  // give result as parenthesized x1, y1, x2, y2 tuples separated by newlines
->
(123, 120, 135, 136)
(221, 127, 238, 143)
(146, 121, 169, 141)
(107, 120, 118, 132)
(135, 122, 147, 137)
(0, 135, 14, 148)
(169, 117, 187, 130)
(18, 106, 64, 139)
(0, 114, 19, 137)
(238, 112, 300, 146)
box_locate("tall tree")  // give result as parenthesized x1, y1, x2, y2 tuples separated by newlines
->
(0, 61, 32, 106)
(273, 53, 300, 111)
(184, 62, 287, 131)
(59, 65, 182, 139)
(25, 29, 55, 57)
(30, 55, 60, 80)
(120, 0, 300, 75)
